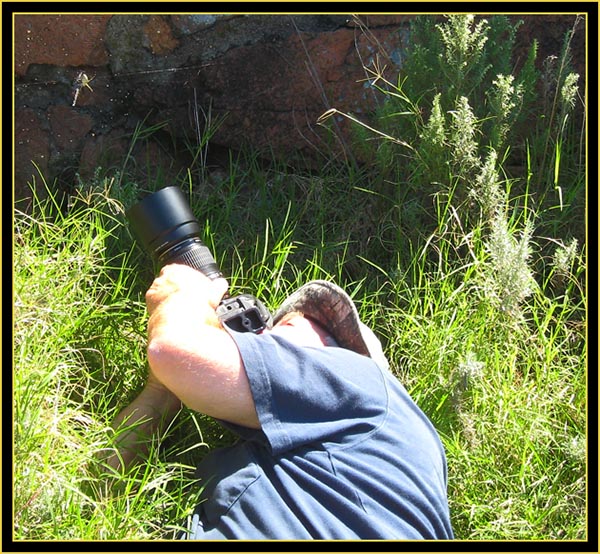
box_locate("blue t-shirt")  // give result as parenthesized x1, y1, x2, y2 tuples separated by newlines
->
(185, 330, 454, 540)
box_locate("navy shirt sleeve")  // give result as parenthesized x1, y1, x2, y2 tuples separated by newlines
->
(226, 330, 388, 455)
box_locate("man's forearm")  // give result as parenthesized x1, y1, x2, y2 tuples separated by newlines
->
(105, 381, 182, 472)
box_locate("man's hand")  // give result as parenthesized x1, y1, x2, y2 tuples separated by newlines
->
(104, 379, 182, 473)
(146, 264, 229, 332)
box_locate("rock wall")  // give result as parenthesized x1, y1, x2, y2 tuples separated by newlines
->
(14, 13, 585, 207)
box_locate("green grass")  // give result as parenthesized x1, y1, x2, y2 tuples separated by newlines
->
(13, 160, 587, 542)
(13, 14, 587, 542)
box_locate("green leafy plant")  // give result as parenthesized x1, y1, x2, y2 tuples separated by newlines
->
(318, 13, 587, 540)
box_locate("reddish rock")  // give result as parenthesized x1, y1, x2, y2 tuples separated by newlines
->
(79, 128, 130, 180)
(143, 15, 180, 55)
(47, 105, 93, 152)
(13, 13, 587, 204)
(513, 15, 586, 87)
(14, 109, 50, 205)
(170, 14, 239, 35)
(347, 15, 415, 27)
(193, 25, 408, 163)
(14, 15, 110, 77)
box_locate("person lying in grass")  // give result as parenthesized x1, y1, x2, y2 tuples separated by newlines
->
(107, 263, 454, 540)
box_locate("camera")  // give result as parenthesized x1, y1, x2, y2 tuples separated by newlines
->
(127, 186, 272, 334)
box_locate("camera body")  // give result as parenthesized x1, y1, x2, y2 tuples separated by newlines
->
(127, 186, 272, 334)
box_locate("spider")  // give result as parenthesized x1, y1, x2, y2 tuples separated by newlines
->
(72, 71, 95, 107)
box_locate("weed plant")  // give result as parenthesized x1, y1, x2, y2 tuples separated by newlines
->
(327, 14, 587, 540)
(13, 13, 587, 542)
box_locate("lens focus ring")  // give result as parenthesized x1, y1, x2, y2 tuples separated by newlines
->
(161, 241, 223, 280)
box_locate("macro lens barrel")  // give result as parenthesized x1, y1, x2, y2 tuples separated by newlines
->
(126, 186, 223, 280)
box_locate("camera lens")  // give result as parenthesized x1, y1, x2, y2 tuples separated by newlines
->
(126, 187, 223, 279)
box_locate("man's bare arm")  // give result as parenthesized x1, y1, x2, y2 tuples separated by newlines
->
(105, 379, 181, 472)
(145, 265, 260, 429)
(105, 264, 259, 473)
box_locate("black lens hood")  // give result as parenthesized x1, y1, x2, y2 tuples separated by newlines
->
(127, 187, 202, 258)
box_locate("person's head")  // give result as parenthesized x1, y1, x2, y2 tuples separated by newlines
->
(267, 311, 339, 348)
(267, 281, 388, 369)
